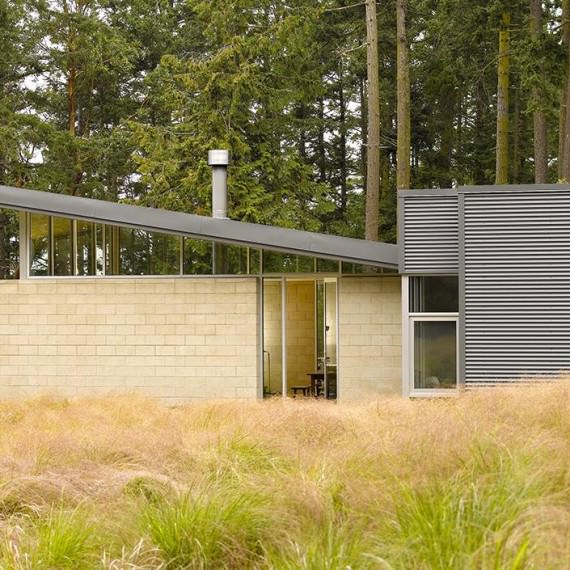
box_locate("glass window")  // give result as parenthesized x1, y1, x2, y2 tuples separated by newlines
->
(0, 209, 19, 279)
(413, 320, 457, 390)
(149, 233, 180, 275)
(105, 225, 120, 276)
(118, 228, 180, 275)
(119, 227, 151, 275)
(341, 262, 396, 275)
(410, 276, 458, 313)
(262, 251, 315, 273)
(183, 237, 212, 275)
(30, 214, 50, 276)
(213, 244, 255, 275)
(249, 249, 261, 275)
(316, 258, 340, 273)
(76, 221, 104, 276)
(52, 217, 73, 276)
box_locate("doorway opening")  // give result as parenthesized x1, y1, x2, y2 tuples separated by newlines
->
(262, 277, 338, 398)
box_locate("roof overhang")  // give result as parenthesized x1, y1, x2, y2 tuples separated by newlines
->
(0, 185, 399, 269)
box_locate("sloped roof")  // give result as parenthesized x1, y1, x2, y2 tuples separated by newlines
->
(0, 185, 398, 269)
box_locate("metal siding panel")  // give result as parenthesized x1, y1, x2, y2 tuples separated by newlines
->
(403, 195, 459, 273)
(464, 191, 570, 386)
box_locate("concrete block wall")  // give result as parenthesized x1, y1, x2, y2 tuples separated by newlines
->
(0, 278, 259, 402)
(286, 281, 315, 391)
(339, 276, 402, 399)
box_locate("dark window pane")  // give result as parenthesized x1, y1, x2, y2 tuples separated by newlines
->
(30, 214, 50, 276)
(410, 276, 458, 312)
(316, 258, 339, 273)
(262, 251, 315, 273)
(119, 227, 151, 275)
(214, 244, 252, 275)
(249, 249, 261, 275)
(118, 229, 180, 275)
(105, 226, 120, 276)
(52, 217, 73, 276)
(414, 321, 457, 389)
(76, 221, 104, 276)
(149, 234, 180, 275)
(0, 209, 19, 279)
(183, 238, 212, 275)
(341, 262, 396, 274)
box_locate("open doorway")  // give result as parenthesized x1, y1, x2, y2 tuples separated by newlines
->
(262, 277, 338, 398)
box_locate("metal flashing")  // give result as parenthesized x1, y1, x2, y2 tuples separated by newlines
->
(0, 185, 398, 269)
(397, 188, 458, 198)
(459, 183, 570, 194)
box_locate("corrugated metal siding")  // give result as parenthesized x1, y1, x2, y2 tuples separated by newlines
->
(464, 191, 570, 386)
(403, 195, 458, 273)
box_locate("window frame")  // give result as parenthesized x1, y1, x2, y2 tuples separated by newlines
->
(409, 314, 459, 397)
(402, 274, 460, 398)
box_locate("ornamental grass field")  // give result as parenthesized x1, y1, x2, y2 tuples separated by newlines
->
(0, 385, 568, 569)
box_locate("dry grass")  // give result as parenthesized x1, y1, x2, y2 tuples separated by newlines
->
(0, 385, 568, 568)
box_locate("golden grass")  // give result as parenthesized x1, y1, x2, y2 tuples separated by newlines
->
(0, 384, 568, 568)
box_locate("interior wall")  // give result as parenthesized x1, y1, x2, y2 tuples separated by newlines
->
(286, 281, 315, 391)
(262, 280, 282, 394)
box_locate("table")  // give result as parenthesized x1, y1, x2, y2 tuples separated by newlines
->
(306, 372, 325, 397)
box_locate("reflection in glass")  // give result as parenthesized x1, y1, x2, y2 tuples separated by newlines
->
(30, 214, 50, 276)
(76, 221, 104, 276)
(105, 225, 120, 276)
(213, 244, 257, 275)
(410, 276, 458, 312)
(0, 209, 19, 280)
(414, 321, 457, 389)
(341, 263, 396, 274)
(52, 217, 73, 276)
(120, 228, 151, 275)
(263, 251, 315, 273)
(249, 249, 261, 274)
(316, 258, 339, 273)
(149, 233, 180, 275)
(119, 228, 180, 275)
(183, 237, 212, 275)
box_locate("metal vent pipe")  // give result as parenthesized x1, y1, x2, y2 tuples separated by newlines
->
(208, 149, 230, 219)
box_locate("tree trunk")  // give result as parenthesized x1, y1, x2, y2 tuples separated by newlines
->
(339, 62, 348, 215)
(562, 0, 570, 182)
(396, 0, 411, 191)
(559, 0, 570, 179)
(512, 87, 521, 183)
(530, 0, 547, 183)
(365, 0, 380, 241)
(495, 12, 511, 185)
(359, 76, 367, 184)
(318, 97, 327, 183)
(563, 66, 570, 181)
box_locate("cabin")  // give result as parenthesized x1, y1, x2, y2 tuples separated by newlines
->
(0, 152, 567, 401)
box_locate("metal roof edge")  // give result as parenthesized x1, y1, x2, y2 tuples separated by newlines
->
(397, 188, 457, 198)
(459, 183, 570, 193)
(0, 185, 399, 269)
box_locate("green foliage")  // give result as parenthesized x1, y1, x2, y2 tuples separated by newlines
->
(1, 0, 567, 241)
(0, 507, 95, 569)
(143, 491, 274, 568)
(379, 444, 553, 569)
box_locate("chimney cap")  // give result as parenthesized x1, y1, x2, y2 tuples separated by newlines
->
(208, 149, 230, 166)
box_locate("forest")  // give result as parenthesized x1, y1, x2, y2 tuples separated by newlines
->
(0, 0, 569, 248)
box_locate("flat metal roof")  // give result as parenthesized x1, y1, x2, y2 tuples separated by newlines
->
(0, 185, 398, 269)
